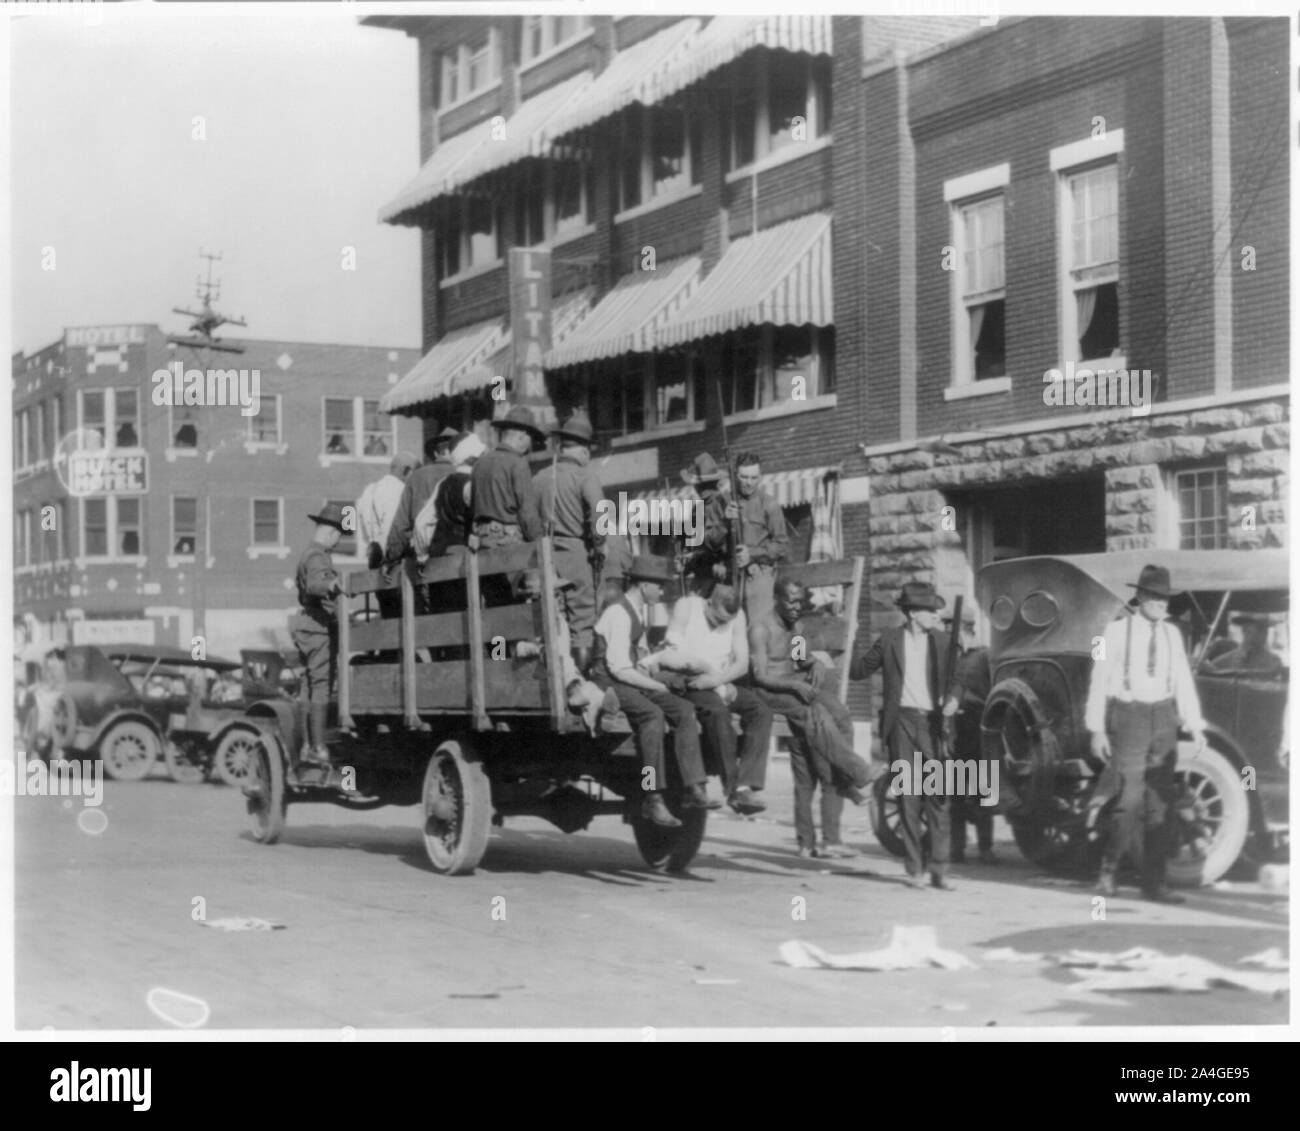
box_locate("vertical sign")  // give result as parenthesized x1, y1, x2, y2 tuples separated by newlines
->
(508, 248, 554, 430)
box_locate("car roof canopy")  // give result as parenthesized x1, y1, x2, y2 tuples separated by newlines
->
(1054, 549, 1290, 596)
(104, 644, 240, 671)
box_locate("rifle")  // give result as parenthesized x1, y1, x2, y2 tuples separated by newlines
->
(941, 595, 963, 755)
(714, 373, 744, 601)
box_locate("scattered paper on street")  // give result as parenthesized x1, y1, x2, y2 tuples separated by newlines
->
(983, 947, 1045, 963)
(1238, 947, 1288, 970)
(197, 917, 286, 932)
(780, 925, 976, 972)
(1057, 947, 1289, 994)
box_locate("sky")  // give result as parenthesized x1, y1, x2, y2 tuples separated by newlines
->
(8, 4, 422, 355)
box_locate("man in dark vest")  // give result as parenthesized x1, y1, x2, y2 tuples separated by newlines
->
(289, 503, 347, 767)
(851, 581, 962, 890)
(533, 410, 603, 673)
(591, 555, 719, 827)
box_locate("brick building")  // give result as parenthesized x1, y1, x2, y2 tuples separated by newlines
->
(11, 324, 421, 657)
(370, 14, 1288, 720)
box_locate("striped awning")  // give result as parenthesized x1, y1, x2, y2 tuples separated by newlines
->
(545, 258, 700, 369)
(455, 287, 596, 394)
(542, 19, 701, 144)
(655, 213, 833, 348)
(653, 15, 833, 104)
(380, 319, 507, 413)
(628, 465, 839, 508)
(379, 72, 592, 224)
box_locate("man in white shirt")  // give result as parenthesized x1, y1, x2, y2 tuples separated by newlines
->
(591, 555, 718, 828)
(357, 451, 420, 566)
(650, 583, 774, 815)
(1085, 563, 1207, 904)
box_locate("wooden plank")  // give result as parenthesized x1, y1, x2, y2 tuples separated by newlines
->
(465, 543, 489, 730)
(794, 614, 849, 653)
(345, 567, 396, 597)
(777, 559, 859, 589)
(400, 566, 419, 729)
(537, 536, 567, 729)
(419, 541, 539, 586)
(337, 588, 353, 730)
(349, 618, 401, 653)
(348, 660, 550, 715)
(347, 604, 543, 655)
(841, 556, 865, 705)
(349, 661, 404, 712)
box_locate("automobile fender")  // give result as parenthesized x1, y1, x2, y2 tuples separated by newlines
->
(88, 709, 164, 754)
(240, 697, 301, 758)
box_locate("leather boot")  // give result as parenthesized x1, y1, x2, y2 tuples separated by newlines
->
(305, 702, 332, 764)
(681, 783, 722, 810)
(571, 646, 593, 678)
(641, 792, 682, 828)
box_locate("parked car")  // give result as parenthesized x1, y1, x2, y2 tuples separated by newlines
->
(975, 549, 1288, 886)
(51, 644, 297, 784)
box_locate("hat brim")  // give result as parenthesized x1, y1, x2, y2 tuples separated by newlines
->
(307, 513, 346, 532)
(680, 469, 721, 486)
(552, 429, 595, 446)
(493, 420, 548, 441)
(1126, 582, 1182, 598)
(897, 595, 946, 611)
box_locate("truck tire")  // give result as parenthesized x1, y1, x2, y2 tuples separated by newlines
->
(212, 727, 261, 788)
(99, 720, 160, 781)
(244, 729, 287, 844)
(630, 798, 708, 872)
(1168, 741, 1250, 888)
(50, 692, 78, 751)
(422, 738, 492, 875)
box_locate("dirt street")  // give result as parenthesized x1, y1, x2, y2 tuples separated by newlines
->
(15, 756, 1288, 1033)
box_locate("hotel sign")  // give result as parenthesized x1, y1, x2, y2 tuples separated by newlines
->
(66, 325, 147, 348)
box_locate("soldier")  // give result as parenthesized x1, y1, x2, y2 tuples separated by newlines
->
(533, 410, 603, 673)
(1086, 564, 1207, 904)
(290, 503, 348, 767)
(470, 406, 546, 547)
(678, 453, 730, 594)
(943, 606, 998, 865)
(852, 582, 962, 889)
(726, 452, 789, 623)
(591, 555, 719, 827)
(751, 578, 884, 857)
(385, 427, 462, 566)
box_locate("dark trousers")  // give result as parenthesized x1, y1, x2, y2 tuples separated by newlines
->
(607, 683, 705, 793)
(1099, 699, 1179, 891)
(291, 619, 336, 703)
(680, 686, 773, 795)
(951, 802, 994, 856)
(553, 535, 596, 650)
(757, 687, 874, 850)
(886, 708, 951, 878)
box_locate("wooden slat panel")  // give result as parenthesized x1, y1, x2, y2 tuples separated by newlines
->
(345, 568, 396, 597)
(466, 542, 489, 728)
(419, 541, 540, 586)
(777, 559, 858, 589)
(795, 616, 849, 653)
(841, 556, 865, 705)
(349, 618, 401, 653)
(337, 589, 353, 729)
(347, 605, 545, 654)
(349, 662, 404, 712)
(537, 535, 567, 729)
(401, 567, 418, 728)
(348, 659, 551, 714)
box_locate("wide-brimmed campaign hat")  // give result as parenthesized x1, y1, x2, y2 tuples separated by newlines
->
(1231, 611, 1280, 626)
(307, 502, 349, 532)
(680, 452, 723, 486)
(626, 555, 675, 584)
(436, 426, 462, 444)
(1126, 564, 1181, 599)
(896, 581, 946, 611)
(491, 405, 548, 443)
(551, 410, 595, 446)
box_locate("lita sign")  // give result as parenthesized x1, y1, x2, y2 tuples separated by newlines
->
(508, 249, 554, 429)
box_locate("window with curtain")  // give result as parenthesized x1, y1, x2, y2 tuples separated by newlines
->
(959, 195, 1006, 381)
(1065, 163, 1120, 362)
(117, 497, 142, 556)
(173, 497, 198, 556)
(252, 499, 282, 546)
(1173, 466, 1228, 549)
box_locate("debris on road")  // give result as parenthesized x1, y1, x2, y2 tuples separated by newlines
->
(197, 917, 286, 931)
(983, 947, 1045, 963)
(1239, 947, 1288, 970)
(1058, 947, 1289, 995)
(780, 925, 976, 972)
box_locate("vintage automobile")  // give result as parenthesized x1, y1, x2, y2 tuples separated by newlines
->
(45, 644, 296, 784)
(974, 549, 1288, 886)
(232, 539, 866, 876)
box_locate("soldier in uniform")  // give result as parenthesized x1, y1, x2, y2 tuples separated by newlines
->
(678, 453, 730, 594)
(470, 406, 545, 547)
(726, 452, 789, 623)
(1209, 612, 1283, 673)
(533, 410, 603, 673)
(385, 427, 461, 565)
(290, 503, 347, 766)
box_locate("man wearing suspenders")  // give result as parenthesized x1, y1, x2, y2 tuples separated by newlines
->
(1084, 564, 1207, 904)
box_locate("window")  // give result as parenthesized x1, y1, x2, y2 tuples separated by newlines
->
(247, 395, 281, 444)
(323, 397, 395, 459)
(34, 402, 45, 462)
(727, 54, 831, 173)
(617, 105, 700, 213)
(327, 499, 358, 558)
(41, 500, 64, 563)
(82, 498, 109, 558)
(720, 326, 835, 415)
(652, 351, 695, 427)
(440, 196, 503, 278)
(79, 496, 142, 561)
(588, 357, 646, 439)
(955, 195, 1006, 382)
(172, 497, 198, 556)
(51, 395, 62, 448)
(251, 499, 283, 547)
(440, 30, 501, 109)
(14, 410, 29, 468)
(171, 403, 200, 449)
(15, 509, 30, 567)
(80, 388, 139, 449)
(117, 497, 141, 556)
(553, 160, 594, 238)
(512, 164, 547, 248)
(520, 15, 591, 65)
(1172, 467, 1228, 550)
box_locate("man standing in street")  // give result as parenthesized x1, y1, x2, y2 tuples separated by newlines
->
(289, 503, 348, 768)
(533, 410, 603, 674)
(385, 426, 461, 566)
(590, 555, 720, 827)
(944, 605, 997, 865)
(678, 453, 730, 594)
(726, 452, 788, 623)
(852, 582, 962, 890)
(751, 578, 884, 856)
(1085, 564, 1207, 904)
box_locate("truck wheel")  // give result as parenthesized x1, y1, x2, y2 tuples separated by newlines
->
(164, 739, 207, 784)
(1009, 818, 1096, 875)
(422, 739, 492, 875)
(50, 692, 78, 751)
(20, 692, 51, 761)
(244, 730, 287, 844)
(630, 798, 708, 872)
(871, 774, 931, 858)
(100, 720, 160, 781)
(1168, 741, 1249, 888)
(212, 727, 261, 788)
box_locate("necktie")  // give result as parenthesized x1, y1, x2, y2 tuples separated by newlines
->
(1147, 620, 1158, 678)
